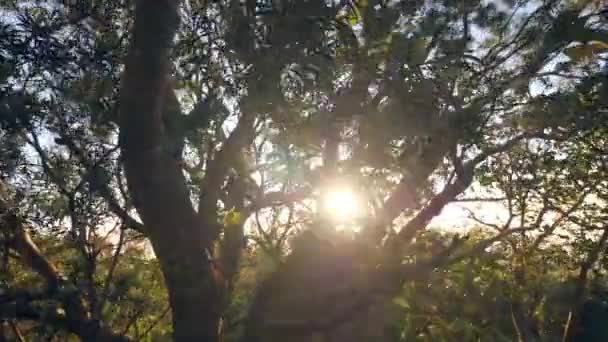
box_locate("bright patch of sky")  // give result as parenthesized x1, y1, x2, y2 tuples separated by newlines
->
(5, 0, 603, 243)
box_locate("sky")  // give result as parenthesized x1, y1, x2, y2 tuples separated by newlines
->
(3, 0, 602, 246)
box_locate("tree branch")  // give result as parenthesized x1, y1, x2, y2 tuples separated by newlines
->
(0, 180, 131, 341)
(562, 224, 608, 342)
(394, 133, 532, 246)
(198, 111, 256, 240)
(0, 182, 61, 290)
(243, 187, 312, 217)
(98, 226, 126, 317)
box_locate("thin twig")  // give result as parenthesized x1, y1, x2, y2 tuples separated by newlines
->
(98, 226, 126, 316)
(9, 320, 26, 342)
(138, 306, 170, 340)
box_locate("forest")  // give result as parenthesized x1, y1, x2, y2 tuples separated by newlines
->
(0, 0, 607, 341)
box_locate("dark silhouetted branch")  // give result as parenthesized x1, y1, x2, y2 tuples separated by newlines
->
(562, 224, 608, 342)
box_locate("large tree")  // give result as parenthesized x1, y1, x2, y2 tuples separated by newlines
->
(1, 0, 607, 341)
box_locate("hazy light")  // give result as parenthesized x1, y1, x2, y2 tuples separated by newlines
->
(323, 188, 360, 221)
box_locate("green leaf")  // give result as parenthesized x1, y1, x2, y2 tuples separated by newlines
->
(224, 208, 244, 226)
(392, 296, 410, 309)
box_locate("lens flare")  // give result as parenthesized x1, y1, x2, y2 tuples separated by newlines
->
(323, 188, 359, 221)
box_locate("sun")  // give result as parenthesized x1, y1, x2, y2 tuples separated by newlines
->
(322, 188, 360, 221)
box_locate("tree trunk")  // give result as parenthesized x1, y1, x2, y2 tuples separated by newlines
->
(152, 236, 221, 341)
(118, 0, 221, 340)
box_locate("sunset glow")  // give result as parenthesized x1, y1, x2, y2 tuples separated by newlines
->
(323, 188, 360, 221)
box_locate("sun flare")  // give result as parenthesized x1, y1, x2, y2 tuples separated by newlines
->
(322, 188, 360, 221)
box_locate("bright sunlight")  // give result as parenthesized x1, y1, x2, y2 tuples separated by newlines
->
(322, 188, 360, 221)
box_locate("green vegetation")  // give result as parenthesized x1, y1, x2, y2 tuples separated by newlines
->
(0, 0, 606, 341)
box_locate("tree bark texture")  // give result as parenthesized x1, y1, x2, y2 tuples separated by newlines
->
(118, 1, 221, 340)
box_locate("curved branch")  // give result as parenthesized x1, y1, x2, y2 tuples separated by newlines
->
(0, 180, 131, 342)
(0, 183, 60, 290)
(393, 133, 532, 247)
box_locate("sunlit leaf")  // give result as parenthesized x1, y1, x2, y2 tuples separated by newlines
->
(224, 208, 244, 226)
(392, 296, 410, 309)
(564, 41, 608, 62)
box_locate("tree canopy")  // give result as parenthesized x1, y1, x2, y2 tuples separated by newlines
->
(0, 0, 607, 341)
